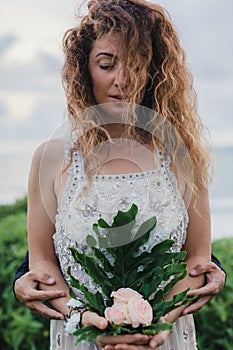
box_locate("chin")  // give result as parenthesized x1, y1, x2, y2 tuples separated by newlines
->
(97, 102, 128, 121)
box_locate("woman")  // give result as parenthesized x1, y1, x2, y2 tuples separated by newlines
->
(27, 1, 213, 349)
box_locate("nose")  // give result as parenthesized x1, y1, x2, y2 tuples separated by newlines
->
(114, 64, 127, 89)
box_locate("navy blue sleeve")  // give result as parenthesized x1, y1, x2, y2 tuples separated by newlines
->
(14, 251, 29, 282)
(13, 252, 29, 299)
(211, 254, 226, 276)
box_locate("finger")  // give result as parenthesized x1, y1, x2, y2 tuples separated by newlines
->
(187, 282, 218, 297)
(26, 301, 65, 320)
(114, 344, 152, 350)
(103, 346, 115, 350)
(21, 289, 66, 302)
(149, 330, 170, 348)
(182, 296, 212, 315)
(82, 311, 108, 329)
(28, 270, 57, 285)
(102, 343, 149, 349)
(189, 262, 217, 276)
(100, 334, 149, 345)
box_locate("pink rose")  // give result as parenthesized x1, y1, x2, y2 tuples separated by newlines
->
(111, 288, 142, 303)
(104, 305, 125, 325)
(128, 297, 153, 328)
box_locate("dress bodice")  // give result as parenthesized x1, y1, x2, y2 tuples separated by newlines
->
(53, 138, 189, 296)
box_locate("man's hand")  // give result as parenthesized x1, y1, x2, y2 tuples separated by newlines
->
(182, 261, 226, 315)
(14, 270, 66, 319)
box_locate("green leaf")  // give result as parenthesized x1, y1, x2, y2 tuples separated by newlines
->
(67, 266, 105, 315)
(69, 248, 113, 296)
(143, 322, 173, 334)
(67, 204, 191, 343)
(111, 204, 138, 228)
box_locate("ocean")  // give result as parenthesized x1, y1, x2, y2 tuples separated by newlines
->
(0, 140, 232, 241)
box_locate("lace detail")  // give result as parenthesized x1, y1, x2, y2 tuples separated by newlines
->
(51, 140, 198, 350)
(53, 144, 189, 296)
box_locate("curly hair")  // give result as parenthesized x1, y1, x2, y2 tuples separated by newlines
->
(62, 0, 210, 200)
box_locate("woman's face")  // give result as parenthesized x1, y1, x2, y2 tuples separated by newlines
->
(88, 33, 129, 109)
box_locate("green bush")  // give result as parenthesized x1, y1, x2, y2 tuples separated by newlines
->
(195, 238, 233, 350)
(0, 199, 49, 350)
(0, 198, 232, 349)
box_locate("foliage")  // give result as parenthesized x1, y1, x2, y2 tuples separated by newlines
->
(68, 204, 191, 342)
(194, 238, 233, 350)
(0, 198, 49, 350)
(0, 196, 27, 220)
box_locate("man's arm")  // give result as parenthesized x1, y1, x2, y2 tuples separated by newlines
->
(13, 252, 29, 290)
(211, 254, 226, 275)
(182, 258, 226, 315)
(13, 252, 66, 319)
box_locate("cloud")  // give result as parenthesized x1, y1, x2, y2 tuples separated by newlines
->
(0, 50, 63, 91)
(0, 96, 66, 140)
(160, 0, 233, 80)
(0, 99, 7, 117)
(0, 34, 17, 55)
(16, 97, 66, 139)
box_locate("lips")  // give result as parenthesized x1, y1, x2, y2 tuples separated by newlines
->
(110, 95, 127, 101)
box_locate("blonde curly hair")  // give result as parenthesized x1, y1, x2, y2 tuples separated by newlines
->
(62, 0, 210, 200)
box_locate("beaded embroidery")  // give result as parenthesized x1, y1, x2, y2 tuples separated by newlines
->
(53, 138, 189, 298)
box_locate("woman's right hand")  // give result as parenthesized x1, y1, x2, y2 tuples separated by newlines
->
(82, 312, 150, 349)
(14, 270, 66, 319)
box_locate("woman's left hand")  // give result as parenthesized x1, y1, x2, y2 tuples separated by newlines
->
(100, 330, 170, 350)
(97, 333, 151, 349)
(98, 318, 170, 350)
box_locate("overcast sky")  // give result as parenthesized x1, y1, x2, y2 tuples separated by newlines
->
(1, 0, 233, 145)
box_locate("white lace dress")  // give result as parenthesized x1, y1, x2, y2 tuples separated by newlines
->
(50, 140, 197, 350)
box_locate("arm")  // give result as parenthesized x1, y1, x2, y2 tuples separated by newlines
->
(14, 252, 29, 283)
(182, 258, 226, 315)
(27, 140, 71, 315)
(13, 252, 66, 319)
(27, 140, 108, 328)
(211, 254, 226, 273)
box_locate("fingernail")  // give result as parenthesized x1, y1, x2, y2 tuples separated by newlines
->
(99, 320, 106, 328)
(190, 269, 197, 275)
(151, 340, 158, 348)
(47, 277, 55, 283)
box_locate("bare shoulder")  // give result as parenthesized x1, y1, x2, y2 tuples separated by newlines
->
(28, 139, 67, 220)
(32, 138, 65, 165)
(29, 138, 66, 193)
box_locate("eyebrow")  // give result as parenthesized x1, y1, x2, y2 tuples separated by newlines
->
(95, 52, 116, 58)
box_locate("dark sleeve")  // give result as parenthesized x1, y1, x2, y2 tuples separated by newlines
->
(14, 251, 29, 282)
(13, 252, 29, 299)
(211, 254, 226, 276)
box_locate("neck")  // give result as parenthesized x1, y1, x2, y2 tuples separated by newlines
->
(102, 123, 128, 139)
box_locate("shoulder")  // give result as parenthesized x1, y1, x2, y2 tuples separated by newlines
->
(31, 138, 66, 170)
(32, 138, 65, 160)
(29, 138, 68, 191)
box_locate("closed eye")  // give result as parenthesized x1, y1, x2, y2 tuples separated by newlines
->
(99, 65, 115, 70)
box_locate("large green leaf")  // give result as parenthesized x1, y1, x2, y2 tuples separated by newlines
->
(67, 204, 190, 341)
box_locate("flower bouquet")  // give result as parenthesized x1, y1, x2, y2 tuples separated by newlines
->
(67, 204, 191, 342)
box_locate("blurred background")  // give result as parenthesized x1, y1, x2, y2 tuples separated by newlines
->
(0, 0, 233, 240)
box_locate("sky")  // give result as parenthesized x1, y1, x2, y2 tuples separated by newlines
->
(0, 0, 233, 146)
